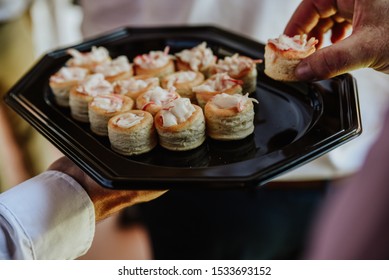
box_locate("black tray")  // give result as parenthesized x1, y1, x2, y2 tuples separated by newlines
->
(4, 26, 362, 189)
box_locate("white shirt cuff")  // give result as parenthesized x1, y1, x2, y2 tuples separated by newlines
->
(0, 170, 95, 259)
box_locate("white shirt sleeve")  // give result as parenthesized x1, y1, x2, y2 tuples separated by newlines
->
(0, 170, 95, 259)
(0, 0, 30, 22)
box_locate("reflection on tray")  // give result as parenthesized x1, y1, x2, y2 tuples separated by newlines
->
(267, 129, 298, 152)
(207, 134, 258, 165)
(129, 143, 210, 168)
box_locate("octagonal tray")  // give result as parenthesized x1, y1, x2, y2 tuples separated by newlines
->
(4, 26, 361, 189)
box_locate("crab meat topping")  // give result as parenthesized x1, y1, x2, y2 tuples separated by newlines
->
(175, 42, 216, 71)
(90, 95, 124, 113)
(141, 86, 178, 110)
(114, 77, 159, 94)
(211, 93, 258, 112)
(160, 98, 195, 127)
(212, 54, 261, 77)
(76, 73, 113, 96)
(192, 73, 242, 92)
(94, 55, 132, 77)
(67, 46, 110, 67)
(134, 46, 172, 69)
(268, 34, 318, 52)
(165, 71, 197, 88)
(113, 112, 144, 128)
(50, 67, 89, 83)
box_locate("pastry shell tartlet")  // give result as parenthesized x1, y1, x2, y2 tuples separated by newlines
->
(93, 55, 133, 82)
(69, 73, 114, 122)
(175, 42, 217, 78)
(210, 53, 261, 93)
(133, 46, 175, 79)
(161, 70, 204, 102)
(108, 110, 157, 156)
(192, 73, 243, 108)
(154, 98, 206, 151)
(264, 34, 318, 81)
(136, 86, 180, 116)
(49, 66, 89, 107)
(66, 46, 111, 71)
(113, 75, 159, 100)
(205, 93, 257, 140)
(88, 94, 134, 136)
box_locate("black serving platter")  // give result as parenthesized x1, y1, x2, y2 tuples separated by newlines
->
(4, 26, 362, 189)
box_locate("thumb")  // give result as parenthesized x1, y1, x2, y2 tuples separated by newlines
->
(295, 32, 372, 80)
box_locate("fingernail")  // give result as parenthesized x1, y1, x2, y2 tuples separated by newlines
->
(295, 62, 316, 81)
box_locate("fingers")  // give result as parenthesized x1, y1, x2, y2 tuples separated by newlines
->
(284, 0, 388, 79)
(94, 189, 168, 221)
(294, 32, 373, 80)
(284, 0, 338, 36)
(132, 190, 169, 204)
(307, 17, 335, 48)
(330, 21, 352, 43)
(79, 173, 168, 221)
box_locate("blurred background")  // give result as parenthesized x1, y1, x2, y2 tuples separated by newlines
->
(30, 0, 82, 58)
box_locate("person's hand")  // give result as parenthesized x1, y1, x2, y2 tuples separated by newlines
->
(48, 157, 167, 221)
(284, 0, 389, 80)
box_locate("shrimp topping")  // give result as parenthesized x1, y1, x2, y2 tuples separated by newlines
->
(50, 67, 89, 83)
(113, 112, 144, 128)
(76, 73, 113, 96)
(192, 73, 242, 92)
(268, 34, 318, 52)
(176, 42, 216, 71)
(134, 46, 172, 69)
(211, 93, 258, 112)
(141, 86, 178, 110)
(90, 95, 124, 113)
(212, 54, 261, 77)
(114, 77, 159, 94)
(67, 46, 110, 67)
(160, 98, 195, 127)
(165, 71, 197, 88)
(94, 56, 132, 77)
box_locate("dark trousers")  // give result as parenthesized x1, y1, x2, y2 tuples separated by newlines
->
(136, 181, 328, 259)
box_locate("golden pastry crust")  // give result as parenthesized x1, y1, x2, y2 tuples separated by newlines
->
(204, 95, 255, 140)
(69, 87, 96, 122)
(88, 94, 134, 136)
(69, 74, 114, 122)
(49, 67, 89, 107)
(264, 35, 318, 81)
(154, 104, 206, 151)
(264, 44, 302, 81)
(50, 80, 80, 107)
(108, 110, 157, 155)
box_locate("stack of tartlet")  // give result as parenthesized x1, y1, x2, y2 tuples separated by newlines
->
(49, 43, 260, 156)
